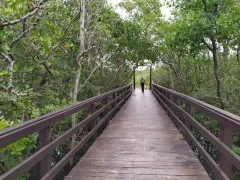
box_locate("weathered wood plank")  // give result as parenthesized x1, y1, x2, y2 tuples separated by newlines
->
(65, 89, 210, 180)
(65, 175, 210, 180)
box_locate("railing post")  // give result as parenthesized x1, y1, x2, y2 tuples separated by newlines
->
(171, 95, 179, 124)
(125, 87, 129, 102)
(112, 93, 116, 109)
(219, 123, 233, 178)
(119, 89, 122, 100)
(165, 91, 170, 105)
(39, 126, 51, 177)
(150, 66, 152, 90)
(133, 68, 136, 90)
(116, 90, 121, 111)
(184, 103, 192, 143)
(111, 93, 116, 116)
(158, 87, 165, 109)
(103, 97, 109, 125)
(121, 89, 125, 103)
(122, 88, 125, 98)
(162, 90, 166, 103)
(87, 103, 97, 141)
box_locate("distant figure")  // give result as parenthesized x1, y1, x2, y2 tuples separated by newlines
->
(141, 77, 145, 93)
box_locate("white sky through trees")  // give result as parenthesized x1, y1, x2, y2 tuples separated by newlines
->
(108, 0, 172, 19)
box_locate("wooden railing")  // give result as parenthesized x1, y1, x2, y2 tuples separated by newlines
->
(0, 84, 132, 180)
(152, 83, 240, 180)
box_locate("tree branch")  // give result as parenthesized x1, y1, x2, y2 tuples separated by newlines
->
(79, 59, 106, 90)
(10, 25, 35, 47)
(202, 37, 213, 51)
(0, 52, 12, 63)
(0, 51, 14, 90)
(44, 40, 64, 62)
(214, 0, 227, 16)
(120, 71, 134, 87)
(76, 46, 95, 61)
(10, 11, 43, 47)
(0, 0, 48, 29)
(159, 55, 186, 82)
(105, 65, 124, 91)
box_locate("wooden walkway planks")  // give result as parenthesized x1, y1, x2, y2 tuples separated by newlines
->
(65, 89, 210, 180)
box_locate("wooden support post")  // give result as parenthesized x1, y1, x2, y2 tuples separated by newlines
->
(219, 123, 233, 178)
(123, 88, 127, 103)
(150, 65, 152, 90)
(112, 93, 116, 109)
(39, 126, 51, 178)
(103, 97, 109, 125)
(170, 95, 178, 124)
(112, 93, 116, 116)
(173, 95, 179, 113)
(184, 103, 192, 143)
(164, 91, 169, 104)
(122, 88, 125, 99)
(133, 68, 136, 90)
(119, 90, 122, 102)
(116, 91, 121, 111)
(87, 103, 97, 141)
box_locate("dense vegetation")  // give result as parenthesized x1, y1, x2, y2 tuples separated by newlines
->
(1, 0, 240, 179)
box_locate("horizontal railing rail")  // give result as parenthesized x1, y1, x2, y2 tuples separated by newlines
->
(152, 82, 240, 180)
(0, 84, 132, 180)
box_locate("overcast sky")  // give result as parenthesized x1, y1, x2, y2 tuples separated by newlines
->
(108, 0, 172, 19)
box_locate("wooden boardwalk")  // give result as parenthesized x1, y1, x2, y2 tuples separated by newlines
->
(65, 89, 210, 180)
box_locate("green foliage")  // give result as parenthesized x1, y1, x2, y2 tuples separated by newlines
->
(0, 119, 37, 175)
(233, 146, 240, 156)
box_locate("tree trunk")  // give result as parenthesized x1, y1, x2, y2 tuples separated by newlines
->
(70, 0, 86, 166)
(211, 37, 225, 109)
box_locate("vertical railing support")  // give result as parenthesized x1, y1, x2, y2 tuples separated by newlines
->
(219, 124, 233, 178)
(112, 93, 116, 109)
(87, 103, 97, 141)
(103, 97, 109, 125)
(171, 95, 179, 124)
(150, 65, 152, 90)
(111, 93, 116, 117)
(133, 68, 136, 90)
(123, 88, 127, 103)
(184, 103, 192, 143)
(39, 126, 51, 177)
(173, 95, 179, 114)
(116, 90, 121, 111)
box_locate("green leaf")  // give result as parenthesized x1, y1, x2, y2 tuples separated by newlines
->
(0, 70, 9, 76)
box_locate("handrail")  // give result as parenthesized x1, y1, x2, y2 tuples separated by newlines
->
(0, 85, 131, 148)
(152, 82, 240, 180)
(0, 84, 132, 180)
(153, 83, 240, 129)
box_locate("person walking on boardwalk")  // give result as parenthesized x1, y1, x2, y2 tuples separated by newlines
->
(141, 77, 146, 93)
